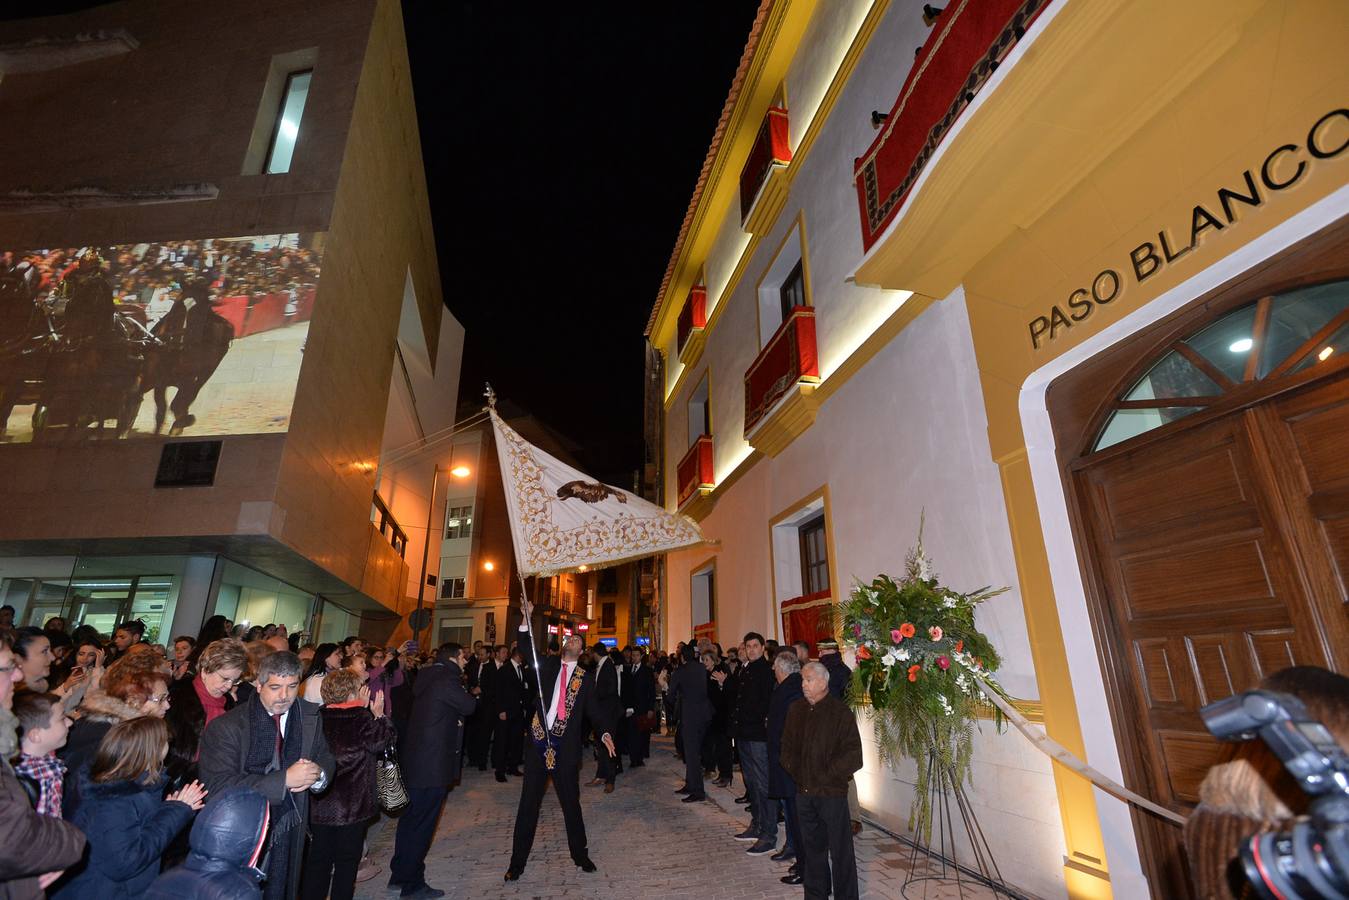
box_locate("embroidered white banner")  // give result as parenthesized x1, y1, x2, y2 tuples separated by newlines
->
(490, 410, 705, 576)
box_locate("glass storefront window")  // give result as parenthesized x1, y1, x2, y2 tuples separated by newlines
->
(313, 599, 360, 646)
(212, 559, 315, 641)
(2, 555, 189, 644)
(65, 556, 188, 645)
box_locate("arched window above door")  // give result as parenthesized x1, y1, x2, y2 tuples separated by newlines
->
(1094, 280, 1349, 451)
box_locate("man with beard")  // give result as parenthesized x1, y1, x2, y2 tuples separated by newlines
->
(198, 651, 335, 900)
(506, 597, 616, 882)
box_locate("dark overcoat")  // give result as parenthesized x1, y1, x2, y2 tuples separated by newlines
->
(767, 671, 804, 798)
(401, 660, 476, 788)
(197, 696, 335, 899)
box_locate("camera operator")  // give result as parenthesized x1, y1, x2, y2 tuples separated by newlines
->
(1186, 665, 1349, 899)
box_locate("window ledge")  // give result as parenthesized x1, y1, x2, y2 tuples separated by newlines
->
(743, 164, 790, 237)
(744, 382, 819, 458)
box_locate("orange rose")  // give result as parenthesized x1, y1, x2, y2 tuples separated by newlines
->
(857, 645, 872, 660)
(899, 622, 916, 639)
(955, 640, 964, 653)
(907, 664, 921, 682)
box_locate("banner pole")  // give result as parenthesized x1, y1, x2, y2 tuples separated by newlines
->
(517, 571, 552, 761)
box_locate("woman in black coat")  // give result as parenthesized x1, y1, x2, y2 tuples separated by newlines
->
(302, 669, 395, 900)
(165, 638, 248, 786)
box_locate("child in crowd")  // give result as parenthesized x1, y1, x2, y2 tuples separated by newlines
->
(14, 692, 72, 817)
(58, 717, 207, 899)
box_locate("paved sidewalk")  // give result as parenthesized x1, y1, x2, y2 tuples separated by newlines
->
(356, 735, 1007, 899)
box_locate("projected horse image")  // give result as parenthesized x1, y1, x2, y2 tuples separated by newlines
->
(0, 234, 321, 443)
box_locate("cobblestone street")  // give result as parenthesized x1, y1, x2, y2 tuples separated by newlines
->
(356, 735, 1007, 900)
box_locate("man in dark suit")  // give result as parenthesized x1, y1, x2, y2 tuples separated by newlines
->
(388, 642, 477, 899)
(587, 647, 622, 792)
(623, 648, 656, 767)
(467, 645, 494, 770)
(669, 643, 712, 802)
(506, 598, 616, 882)
(198, 651, 335, 900)
(491, 644, 527, 782)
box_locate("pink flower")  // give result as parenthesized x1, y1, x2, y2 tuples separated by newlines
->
(928, 625, 943, 642)
(890, 628, 904, 643)
(852, 624, 862, 638)
(937, 655, 951, 671)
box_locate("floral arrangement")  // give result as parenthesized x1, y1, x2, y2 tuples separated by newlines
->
(839, 523, 1011, 837)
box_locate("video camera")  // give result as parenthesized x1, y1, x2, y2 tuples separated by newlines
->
(1200, 689, 1349, 900)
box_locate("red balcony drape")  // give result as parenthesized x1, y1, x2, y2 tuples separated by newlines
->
(744, 306, 818, 434)
(853, 0, 1052, 250)
(676, 434, 715, 507)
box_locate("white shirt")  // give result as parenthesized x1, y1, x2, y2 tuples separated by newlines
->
(273, 705, 328, 791)
(545, 662, 573, 730)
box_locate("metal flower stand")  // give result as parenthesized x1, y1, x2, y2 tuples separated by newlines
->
(901, 750, 1023, 899)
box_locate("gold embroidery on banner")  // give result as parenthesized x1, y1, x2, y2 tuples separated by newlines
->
(498, 419, 702, 573)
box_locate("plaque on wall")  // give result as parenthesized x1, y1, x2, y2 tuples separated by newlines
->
(155, 440, 222, 487)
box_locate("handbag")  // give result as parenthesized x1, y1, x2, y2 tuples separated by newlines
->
(375, 741, 409, 813)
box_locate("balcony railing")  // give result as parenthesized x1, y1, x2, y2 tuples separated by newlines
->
(740, 106, 792, 225)
(371, 492, 407, 558)
(676, 434, 715, 508)
(744, 306, 819, 435)
(853, 0, 1051, 249)
(676, 286, 707, 357)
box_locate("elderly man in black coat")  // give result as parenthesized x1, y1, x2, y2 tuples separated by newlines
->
(818, 637, 862, 832)
(388, 642, 477, 899)
(767, 649, 806, 881)
(506, 599, 616, 882)
(198, 651, 335, 900)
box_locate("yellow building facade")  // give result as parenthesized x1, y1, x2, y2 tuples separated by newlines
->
(645, 1, 1348, 896)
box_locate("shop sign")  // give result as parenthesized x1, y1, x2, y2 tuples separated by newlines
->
(1028, 108, 1348, 350)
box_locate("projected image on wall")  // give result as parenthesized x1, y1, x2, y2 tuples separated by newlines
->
(0, 232, 322, 442)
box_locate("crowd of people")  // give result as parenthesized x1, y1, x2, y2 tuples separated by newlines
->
(0, 611, 427, 900)
(1, 237, 320, 330)
(1, 601, 1344, 900)
(649, 632, 864, 897)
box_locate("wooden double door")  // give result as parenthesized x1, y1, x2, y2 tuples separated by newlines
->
(1074, 372, 1349, 894)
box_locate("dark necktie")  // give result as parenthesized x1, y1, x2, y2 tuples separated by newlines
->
(272, 713, 283, 762)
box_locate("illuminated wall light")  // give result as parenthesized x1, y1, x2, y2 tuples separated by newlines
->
(819, 289, 914, 381)
(1318, 345, 1334, 361)
(482, 561, 495, 572)
(450, 465, 471, 478)
(1229, 337, 1254, 353)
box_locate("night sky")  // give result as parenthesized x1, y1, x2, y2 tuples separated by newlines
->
(402, 2, 761, 482)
